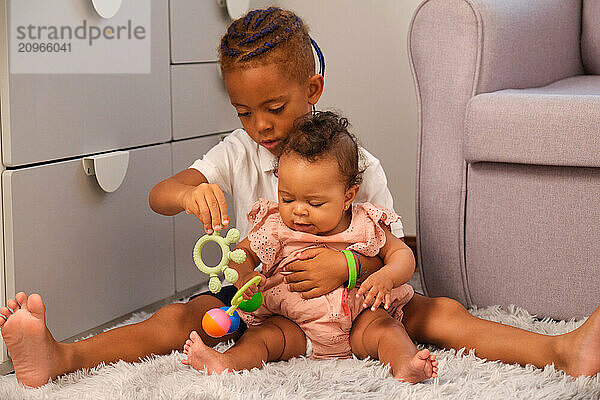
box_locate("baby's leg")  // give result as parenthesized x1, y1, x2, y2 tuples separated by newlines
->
(350, 308, 438, 383)
(183, 315, 306, 374)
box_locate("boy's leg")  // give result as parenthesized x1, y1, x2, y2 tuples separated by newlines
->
(0, 292, 240, 387)
(183, 315, 306, 374)
(401, 294, 600, 377)
(350, 308, 438, 383)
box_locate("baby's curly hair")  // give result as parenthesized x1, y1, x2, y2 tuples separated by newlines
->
(275, 111, 365, 189)
(218, 7, 315, 83)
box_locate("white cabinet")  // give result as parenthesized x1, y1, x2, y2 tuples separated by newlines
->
(172, 64, 240, 140)
(1, 0, 170, 167)
(3, 145, 175, 341)
(170, 0, 231, 63)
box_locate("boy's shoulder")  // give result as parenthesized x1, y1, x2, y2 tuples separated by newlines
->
(358, 145, 381, 169)
(214, 129, 258, 158)
(222, 129, 254, 147)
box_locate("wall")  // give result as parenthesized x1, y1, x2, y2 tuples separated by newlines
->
(252, 0, 422, 235)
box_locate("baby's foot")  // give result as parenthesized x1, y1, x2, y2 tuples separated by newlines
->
(391, 348, 438, 383)
(0, 292, 65, 387)
(555, 305, 600, 377)
(182, 330, 235, 374)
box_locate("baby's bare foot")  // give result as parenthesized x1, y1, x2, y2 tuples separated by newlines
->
(391, 348, 438, 384)
(0, 293, 65, 387)
(555, 306, 600, 377)
(182, 330, 236, 374)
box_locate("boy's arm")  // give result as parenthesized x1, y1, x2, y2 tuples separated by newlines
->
(283, 249, 383, 299)
(148, 168, 229, 233)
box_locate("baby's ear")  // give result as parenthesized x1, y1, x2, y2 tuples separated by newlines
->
(344, 184, 360, 206)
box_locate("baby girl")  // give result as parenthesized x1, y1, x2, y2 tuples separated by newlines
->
(183, 111, 438, 383)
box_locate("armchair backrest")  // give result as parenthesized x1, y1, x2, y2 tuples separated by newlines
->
(582, 0, 600, 74)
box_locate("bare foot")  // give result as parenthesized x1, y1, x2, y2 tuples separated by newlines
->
(182, 330, 235, 374)
(0, 293, 65, 387)
(391, 348, 438, 383)
(555, 306, 600, 377)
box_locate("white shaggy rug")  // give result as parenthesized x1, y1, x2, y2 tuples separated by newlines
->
(0, 304, 599, 400)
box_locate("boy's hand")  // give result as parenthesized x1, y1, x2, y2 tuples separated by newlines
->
(356, 271, 393, 311)
(237, 272, 267, 301)
(283, 248, 347, 299)
(179, 183, 229, 234)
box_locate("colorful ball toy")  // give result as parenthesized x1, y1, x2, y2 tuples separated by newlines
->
(201, 275, 263, 337)
(202, 306, 240, 337)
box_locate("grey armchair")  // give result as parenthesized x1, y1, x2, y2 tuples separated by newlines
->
(409, 0, 600, 320)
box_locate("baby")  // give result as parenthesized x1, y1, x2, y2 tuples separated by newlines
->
(183, 111, 438, 383)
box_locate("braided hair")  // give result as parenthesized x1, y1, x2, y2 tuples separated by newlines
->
(275, 111, 365, 189)
(219, 7, 315, 83)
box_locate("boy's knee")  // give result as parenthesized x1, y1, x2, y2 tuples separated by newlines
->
(154, 303, 188, 325)
(430, 297, 466, 318)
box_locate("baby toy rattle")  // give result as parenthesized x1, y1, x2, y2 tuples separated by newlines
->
(193, 228, 263, 337)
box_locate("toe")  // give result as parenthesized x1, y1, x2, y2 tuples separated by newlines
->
(0, 313, 7, 327)
(27, 294, 45, 320)
(190, 330, 201, 342)
(0, 306, 12, 318)
(15, 292, 28, 310)
(416, 348, 430, 360)
(7, 299, 20, 313)
(182, 358, 190, 365)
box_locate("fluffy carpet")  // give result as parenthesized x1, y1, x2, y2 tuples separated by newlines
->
(0, 304, 599, 399)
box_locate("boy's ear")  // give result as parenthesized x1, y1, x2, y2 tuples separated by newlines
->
(344, 185, 360, 209)
(307, 74, 324, 105)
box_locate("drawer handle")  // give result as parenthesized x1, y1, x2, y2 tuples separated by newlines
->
(91, 0, 123, 19)
(82, 151, 130, 193)
(217, 0, 250, 20)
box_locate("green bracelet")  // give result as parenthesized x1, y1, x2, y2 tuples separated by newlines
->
(341, 250, 357, 290)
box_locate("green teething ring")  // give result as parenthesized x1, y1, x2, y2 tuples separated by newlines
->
(193, 229, 246, 293)
(227, 275, 263, 314)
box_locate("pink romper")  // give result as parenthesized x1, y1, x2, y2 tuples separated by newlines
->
(238, 199, 414, 359)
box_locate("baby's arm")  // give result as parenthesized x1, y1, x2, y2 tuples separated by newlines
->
(356, 227, 415, 310)
(283, 248, 383, 299)
(228, 238, 267, 299)
(149, 168, 229, 234)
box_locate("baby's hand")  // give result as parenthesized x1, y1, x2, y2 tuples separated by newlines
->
(180, 183, 229, 234)
(356, 271, 393, 311)
(238, 272, 267, 301)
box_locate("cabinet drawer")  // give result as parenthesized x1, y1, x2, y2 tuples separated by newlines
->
(2, 0, 171, 167)
(170, 0, 231, 63)
(172, 136, 237, 292)
(171, 64, 240, 140)
(2, 144, 175, 341)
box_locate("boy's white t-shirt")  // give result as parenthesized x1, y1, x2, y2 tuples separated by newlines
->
(189, 129, 404, 239)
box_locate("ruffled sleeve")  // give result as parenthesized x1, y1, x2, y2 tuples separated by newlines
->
(246, 199, 283, 274)
(346, 203, 401, 256)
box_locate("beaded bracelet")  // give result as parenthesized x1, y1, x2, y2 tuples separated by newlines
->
(341, 250, 357, 290)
